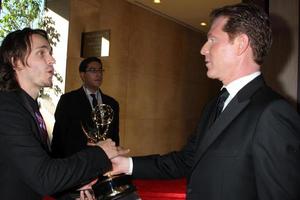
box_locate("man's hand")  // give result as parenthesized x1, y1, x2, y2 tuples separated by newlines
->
(97, 139, 117, 159)
(109, 156, 131, 176)
(76, 179, 97, 200)
(88, 139, 130, 159)
(78, 190, 95, 200)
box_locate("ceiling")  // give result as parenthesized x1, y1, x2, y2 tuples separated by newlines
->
(126, 0, 240, 32)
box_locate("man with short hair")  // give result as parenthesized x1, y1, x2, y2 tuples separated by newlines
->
(111, 3, 300, 200)
(51, 56, 119, 158)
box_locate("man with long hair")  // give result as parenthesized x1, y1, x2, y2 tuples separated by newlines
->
(0, 28, 127, 200)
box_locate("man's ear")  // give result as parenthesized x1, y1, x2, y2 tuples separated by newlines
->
(79, 72, 85, 82)
(11, 57, 24, 71)
(235, 33, 250, 56)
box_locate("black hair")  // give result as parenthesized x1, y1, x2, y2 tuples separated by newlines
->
(79, 57, 102, 72)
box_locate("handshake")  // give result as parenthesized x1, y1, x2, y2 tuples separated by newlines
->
(76, 139, 132, 200)
(91, 138, 131, 175)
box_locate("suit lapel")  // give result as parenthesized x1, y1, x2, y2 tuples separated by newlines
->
(99, 89, 108, 105)
(78, 87, 93, 112)
(193, 76, 265, 165)
(18, 91, 36, 123)
(17, 91, 51, 152)
(194, 98, 250, 161)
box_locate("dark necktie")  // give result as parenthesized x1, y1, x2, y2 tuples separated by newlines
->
(34, 110, 49, 147)
(214, 88, 229, 121)
(90, 93, 98, 108)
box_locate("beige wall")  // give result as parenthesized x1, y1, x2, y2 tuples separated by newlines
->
(51, 0, 299, 156)
(66, 0, 219, 155)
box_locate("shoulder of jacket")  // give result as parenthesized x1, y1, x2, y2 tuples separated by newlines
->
(61, 88, 83, 98)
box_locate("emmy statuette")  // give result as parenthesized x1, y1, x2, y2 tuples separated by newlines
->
(81, 104, 136, 200)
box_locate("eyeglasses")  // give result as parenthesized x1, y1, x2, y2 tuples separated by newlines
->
(85, 68, 105, 74)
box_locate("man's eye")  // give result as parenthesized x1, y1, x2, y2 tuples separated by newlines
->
(85, 68, 104, 73)
(38, 51, 44, 56)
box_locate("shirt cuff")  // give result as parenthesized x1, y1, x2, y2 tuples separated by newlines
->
(127, 157, 133, 175)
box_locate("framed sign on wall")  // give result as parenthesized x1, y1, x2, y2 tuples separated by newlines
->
(81, 30, 110, 58)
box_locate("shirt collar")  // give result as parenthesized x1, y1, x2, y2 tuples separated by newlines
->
(221, 71, 261, 110)
(83, 86, 100, 96)
(224, 71, 261, 97)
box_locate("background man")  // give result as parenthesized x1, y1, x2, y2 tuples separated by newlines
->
(111, 3, 300, 200)
(0, 28, 127, 200)
(51, 56, 119, 158)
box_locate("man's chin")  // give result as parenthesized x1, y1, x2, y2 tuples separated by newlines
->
(206, 71, 214, 79)
(94, 81, 102, 86)
(92, 83, 101, 88)
(44, 82, 53, 88)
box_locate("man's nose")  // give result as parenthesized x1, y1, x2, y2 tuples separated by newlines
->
(200, 42, 209, 55)
(48, 55, 56, 65)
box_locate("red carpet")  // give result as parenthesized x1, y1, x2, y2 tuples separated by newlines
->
(43, 196, 54, 200)
(133, 179, 186, 200)
(43, 178, 186, 200)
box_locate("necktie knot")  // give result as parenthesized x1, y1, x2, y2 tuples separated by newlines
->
(218, 88, 229, 103)
(90, 93, 98, 108)
(214, 88, 229, 121)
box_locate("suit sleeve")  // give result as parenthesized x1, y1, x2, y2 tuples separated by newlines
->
(253, 100, 300, 200)
(132, 102, 213, 180)
(0, 100, 112, 196)
(132, 126, 201, 179)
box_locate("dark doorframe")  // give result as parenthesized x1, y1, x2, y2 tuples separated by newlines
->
(298, 1, 300, 113)
(243, 0, 299, 113)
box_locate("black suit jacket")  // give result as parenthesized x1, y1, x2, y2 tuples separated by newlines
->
(132, 76, 300, 200)
(51, 87, 119, 158)
(0, 90, 112, 200)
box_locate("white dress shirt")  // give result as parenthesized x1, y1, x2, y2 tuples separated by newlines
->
(83, 86, 103, 108)
(222, 71, 261, 111)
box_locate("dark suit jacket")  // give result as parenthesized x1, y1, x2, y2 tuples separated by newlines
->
(51, 87, 119, 158)
(132, 76, 300, 200)
(0, 90, 112, 200)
